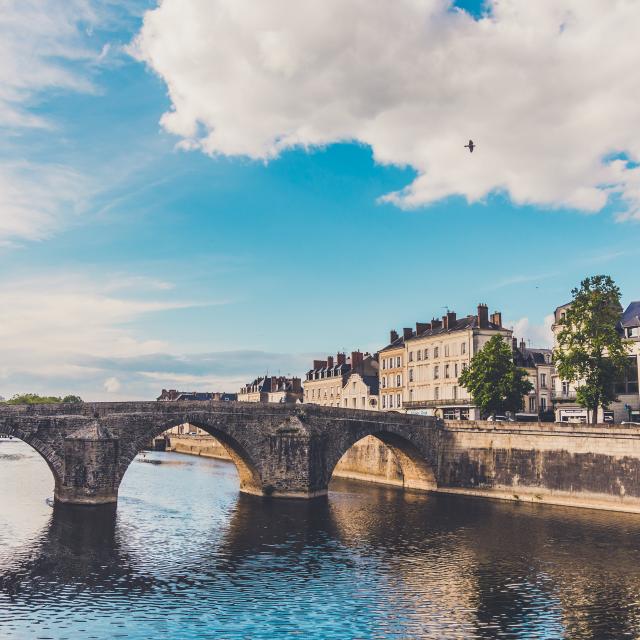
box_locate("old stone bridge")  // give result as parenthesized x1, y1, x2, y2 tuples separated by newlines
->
(5, 401, 640, 513)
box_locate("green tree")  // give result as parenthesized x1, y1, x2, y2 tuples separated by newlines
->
(554, 275, 627, 424)
(4, 393, 83, 405)
(459, 334, 533, 418)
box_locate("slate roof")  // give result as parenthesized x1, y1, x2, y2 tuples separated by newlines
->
(620, 301, 640, 329)
(514, 347, 553, 368)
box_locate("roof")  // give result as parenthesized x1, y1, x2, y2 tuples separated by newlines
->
(379, 334, 405, 353)
(343, 371, 380, 395)
(514, 347, 553, 368)
(620, 301, 640, 329)
(406, 314, 505, 342)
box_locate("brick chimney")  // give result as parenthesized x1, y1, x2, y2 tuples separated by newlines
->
(520, 338, 526, 352)
(390, 329, 399, 343)
(490, 311, 502, 327)
(431, 318, 442, 330)
(442, 314, 449, 330)
(477, 303, 489, 329)
(313, 360, 327, 370)
(512, 337, 518, 351)
(416, 322, 431, 334)
(327, 355, 334, 368)
(351, 351, 364, 371)
(403, 327, 413, 340)
(447, 311, 457, 328)
(337, 352, 346, 366)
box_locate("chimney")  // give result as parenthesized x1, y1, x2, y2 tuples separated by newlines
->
(447, 311, 457, 328)
(431, 318, 442, 330)
(327, 355, 334, 368)
(416, 322, 431, 334)
(313, 359, 327, 370)
(336, 352, 346, 366)
(442, 314, 449, 330)
(403, 327, 413, 340)
(491, 311, 502, 327)
(477, 303, 489, 329)
(390, 329, 399, 343)
(351, 351, 364, 371)
(520, 338, 526, 352)
(512, 337, 518, 351)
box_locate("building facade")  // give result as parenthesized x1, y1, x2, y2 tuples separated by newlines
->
(512, 338, 554, 418)
(552, 301, 640, 423)
(238, 376, 302, 404)
(382, 305, 511, 419)
(340, 371, 380, 410)
(304, 351, 378, 408)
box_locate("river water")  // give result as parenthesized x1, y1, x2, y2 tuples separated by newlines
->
(2, 440, 640, 639)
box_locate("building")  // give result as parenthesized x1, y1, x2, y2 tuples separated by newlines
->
(238, 376, 303, 403)
(384, 304, 511, 419)
(340, 370, 380, 410)
(157, 390, 237, 402)
(304, 351, 378, 408)
(552, 301, 640, 423)
(379, 330, 407, 411)
(512, 338, 554, 417)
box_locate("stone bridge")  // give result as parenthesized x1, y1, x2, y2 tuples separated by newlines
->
(6, 401, 640, 513)
(0, 401, 442, 505)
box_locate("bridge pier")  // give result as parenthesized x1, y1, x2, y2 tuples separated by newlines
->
(54, 423, 120, 506)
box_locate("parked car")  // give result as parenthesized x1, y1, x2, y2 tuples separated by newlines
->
(487, 415, 514, 422)
(622, 422, 640, 426)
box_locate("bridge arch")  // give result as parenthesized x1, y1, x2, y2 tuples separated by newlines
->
(325, 424, 438, 493)
(117, 419, 265, 496)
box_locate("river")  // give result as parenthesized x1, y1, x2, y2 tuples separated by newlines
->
(2, 439, 640, 639)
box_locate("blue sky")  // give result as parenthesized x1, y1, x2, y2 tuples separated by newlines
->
(1, 0, 639, 400)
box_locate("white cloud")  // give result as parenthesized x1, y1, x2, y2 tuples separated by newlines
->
(104, 376, 122, 393)
(132, 0, 640, 219)
(507, 314, 555, 348)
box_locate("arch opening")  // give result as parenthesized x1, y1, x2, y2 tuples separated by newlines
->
(329, 432, 437, 493)
(122, 421, 264, 497)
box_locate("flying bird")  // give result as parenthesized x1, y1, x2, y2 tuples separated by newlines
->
(464, 139, 475, 153)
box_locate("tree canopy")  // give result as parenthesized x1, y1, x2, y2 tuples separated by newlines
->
(554, 274, 627, 424)
(459, 334, 533, 418)
(4, 394, 83, 405)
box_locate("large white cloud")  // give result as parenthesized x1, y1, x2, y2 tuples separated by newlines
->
(132, 0, 640, 219)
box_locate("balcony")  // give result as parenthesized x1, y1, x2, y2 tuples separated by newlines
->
(553, 392, 578, 403)
(403, 399, 472, 409)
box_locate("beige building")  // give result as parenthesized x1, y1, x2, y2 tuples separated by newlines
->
(340, 371, 379, 410)
(238, 376, 302, 404)
(304, 351, 378, 407)
(552, 301, 640, 423)
(383, 305, 511, 419)
(379, 330, 406, 411)
(512, 338, 555, 417)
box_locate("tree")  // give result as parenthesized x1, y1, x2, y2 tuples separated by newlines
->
(4, 393, 83, 405)
(61, 395, 83, 404)
(459, 334, 533, 418)
(554, 275, 627, 424)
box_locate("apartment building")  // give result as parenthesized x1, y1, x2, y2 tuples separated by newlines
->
(238, 376, 303, 403)
(340, 371, 380, 410)
(379, 330, 406, 411)
(382, 304, 511, 419)
(552, 301, 640, 423)
(304, 351, 378, 407)
(512, 338, 554, 416)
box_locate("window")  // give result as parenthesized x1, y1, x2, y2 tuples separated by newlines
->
(382, 359, 386, 370)
(424, 348, 429, 359)
(396, 356, 401, 367)
(461, 342, 466, 355)
(540, 373, 547, 388)
(454, 363, 458, 377)
(453, 386, 458, 399)
(434, 365, 439, 380)
(361, 397, 365, 407)
(444, 345, 450, 357)
(540, 397, 547, 411)
(344, 399, 348, 407)
(434, 387, 439, 400)
(562, 381, 570, 396)
(382, 376, 387, 389)
(417, 350, 422, 361)
(353, 398, 357, 408)
(396, 374, 401, 387)
(445, 364, 450, 378)
(409, 368, 414, 382)
(434, 347, 439, 358)
(352, 381, 356, 390)
(382, 395, 387, 408)
(389, 395, 394, 408)
(462, 362, 467, 372)
(529, 397, 537, 412)
(615, 357, 639, 394)
(397, 394, 401, 407)
(409, 351, 414, 362)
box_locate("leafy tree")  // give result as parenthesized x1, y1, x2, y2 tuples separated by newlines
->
(4, 393, 83, 405)
(459, 334, 533, 418)
(554, 275, 627, 424)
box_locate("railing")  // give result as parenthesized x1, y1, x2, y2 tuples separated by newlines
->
(403, 399, 472, 409)
(553, 392, 578, 402)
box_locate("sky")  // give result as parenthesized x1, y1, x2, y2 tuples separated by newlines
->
(1, 0, 639, 401)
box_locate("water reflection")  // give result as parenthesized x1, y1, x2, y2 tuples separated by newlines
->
(3, 446, 640, 638)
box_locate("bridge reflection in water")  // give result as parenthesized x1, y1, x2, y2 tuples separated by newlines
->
(3, 445, 640, 639)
